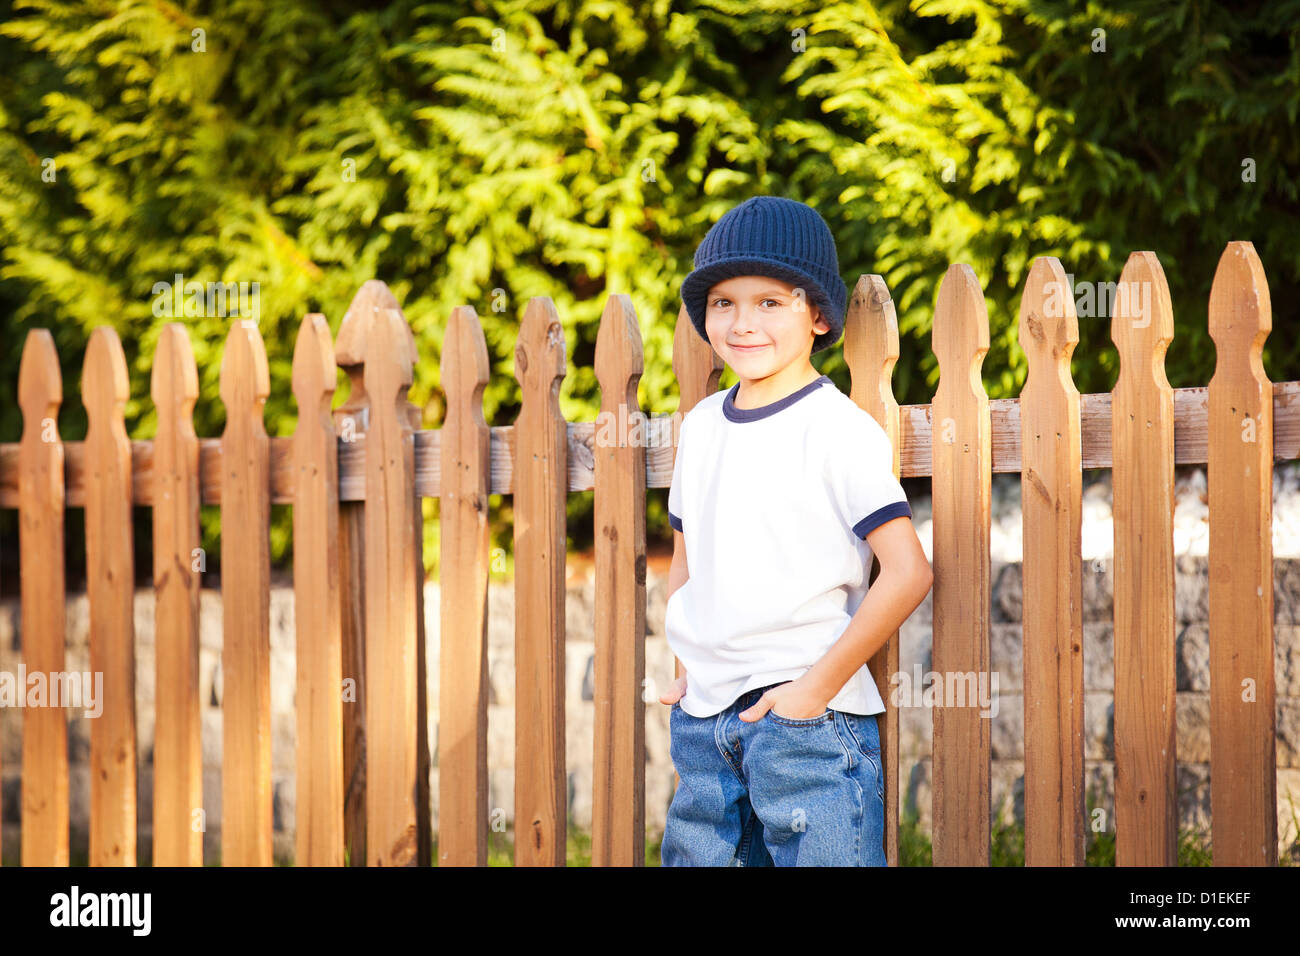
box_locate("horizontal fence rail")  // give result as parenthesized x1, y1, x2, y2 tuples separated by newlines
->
(5, 385, 1300, 505)
(0, 242, 1286, 866)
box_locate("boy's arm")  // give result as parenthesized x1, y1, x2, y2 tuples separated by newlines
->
(798, 515, 932, 706)
(664, 529, 690, 699)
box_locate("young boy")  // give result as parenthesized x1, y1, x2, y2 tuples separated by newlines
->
(659, 195, 933, 867)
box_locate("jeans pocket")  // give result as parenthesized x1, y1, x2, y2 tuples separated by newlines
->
(845, 713, 881, 758)
(847, 716, 885, 804)
(765, 708, 834, 728)
(865, 746, 884, 803)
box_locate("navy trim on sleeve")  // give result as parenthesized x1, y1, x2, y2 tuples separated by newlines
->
(852, 500, 911, 538)
(668, 511, 683, 532)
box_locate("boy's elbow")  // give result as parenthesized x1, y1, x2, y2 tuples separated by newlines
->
(905, 557, 933, 595)
(882, 553, 932, 596)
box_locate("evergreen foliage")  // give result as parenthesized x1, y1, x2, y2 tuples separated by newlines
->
(1, 0, 1297, 569)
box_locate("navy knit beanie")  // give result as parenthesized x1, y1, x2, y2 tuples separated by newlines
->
(681, 196, 848, 354)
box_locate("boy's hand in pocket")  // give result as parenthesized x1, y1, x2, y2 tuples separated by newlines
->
(740, 678, 830, 722)
(659, 674, 688, 706)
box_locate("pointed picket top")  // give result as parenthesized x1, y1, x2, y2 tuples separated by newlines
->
(1019, 257, 1080, 384)
(1208, 241, 1271, 375)
(443, 305, 490, 421)
(594, 294, 644, 420)
(515, 296, 567, 397)
(219, 320, 271, 417)
(19, 329, 62, 429)
(671, 302, 722, 415)
(336, 281, 414, 433)
(1110, 251, 1174, 391)
(363, 303, 415, 414)
(337, 280, 416, 369)
(292, 314, 338, 423)
(150, 324, 199, 428)
(932, 264, 990, 403)
(83, 326, 130, 439)
(843, 275, 901, 418)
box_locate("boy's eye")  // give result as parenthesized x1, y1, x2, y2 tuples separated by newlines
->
(709, 297, 784, 308)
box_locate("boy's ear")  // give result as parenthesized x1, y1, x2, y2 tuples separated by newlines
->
(811, 303, 830, 333)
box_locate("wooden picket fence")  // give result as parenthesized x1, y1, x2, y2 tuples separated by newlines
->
(0, 242, 1288, 866)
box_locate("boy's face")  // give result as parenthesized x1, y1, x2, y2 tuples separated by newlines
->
(703, 275, 830, 379)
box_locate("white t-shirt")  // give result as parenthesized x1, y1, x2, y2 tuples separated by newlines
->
(666, 373, 913, 717)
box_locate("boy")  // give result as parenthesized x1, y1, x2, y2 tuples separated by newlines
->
(659, 195, 933, 867)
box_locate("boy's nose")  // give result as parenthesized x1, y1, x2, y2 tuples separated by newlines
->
(730, 307, 759, 333)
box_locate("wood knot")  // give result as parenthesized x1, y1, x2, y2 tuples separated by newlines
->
(389, 824, 418, 866)
(1026, 311, 1045, 344)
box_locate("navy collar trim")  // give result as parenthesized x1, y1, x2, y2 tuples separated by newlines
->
(722, 374, 831, 423)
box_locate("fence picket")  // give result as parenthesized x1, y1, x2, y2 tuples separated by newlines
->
(291, 313, 344, 866)
(17, 329, 68, 865)
(1207, 241, 1277, 865)
(843, 274, 905, 866)
(592, 293, 647, 867)
(512, 296, 569, 866)
(332, 282, 385, 865)
(150, 323, 203, 866)
(1018, 257, 1085, 865)
(929, 264, 993, 866)
(363, 302, 420, 866)
(1111, 251, 1177, 866)
(219, 321, 273, 866)
(437, 304, 492, 866)
(82, 326, 137, 866)
(666, 304, 722, 703)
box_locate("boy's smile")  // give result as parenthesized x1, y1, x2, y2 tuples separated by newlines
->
(704, 275, 831, 408)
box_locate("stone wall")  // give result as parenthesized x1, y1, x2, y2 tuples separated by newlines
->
(901, 555, 1300, 856)
(2, 556, 1299, 863)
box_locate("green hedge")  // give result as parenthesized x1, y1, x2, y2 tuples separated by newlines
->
(2, 0, 1297, 574)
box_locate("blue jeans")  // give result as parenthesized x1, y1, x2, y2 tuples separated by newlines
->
(661, 682, 887, 867)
